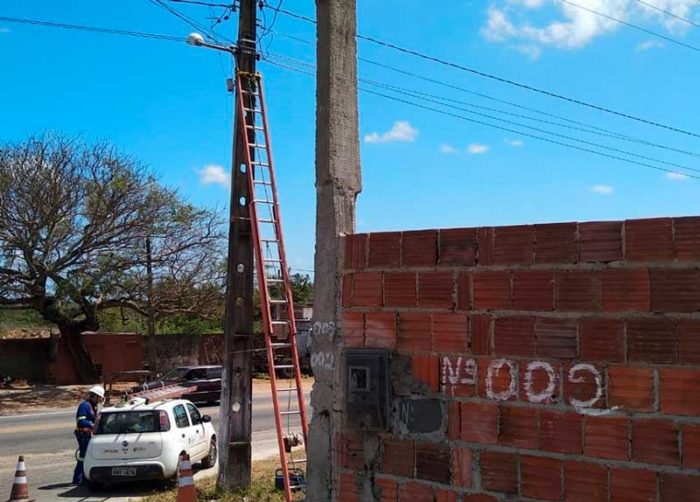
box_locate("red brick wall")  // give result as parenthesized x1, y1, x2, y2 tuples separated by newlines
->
(337, 217, 700, 501)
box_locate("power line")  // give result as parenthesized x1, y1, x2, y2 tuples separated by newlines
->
(268, 44, 700, 160)
(264, 58, 700, 180)
(263, 4, 700, 139)
(168, 0, 235, 7)
(265, 53, 700, 175)
(0, 15, 185, 42)
(148, 0, 224, 43)
(635, 0, 700, 29)
(561, 0, 700, 53)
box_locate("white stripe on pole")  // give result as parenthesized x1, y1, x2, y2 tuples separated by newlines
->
(17, 462, 26, 471)
(179, 476, 194, 486)
(14, 476, 27, 484)
(180, 460, 192, 469)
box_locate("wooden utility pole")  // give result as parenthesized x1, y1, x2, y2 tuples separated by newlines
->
(218, 0, 257, 490)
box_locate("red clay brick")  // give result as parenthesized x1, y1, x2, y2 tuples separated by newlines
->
(660, 368, 700, 416)
(432, 313, 468, 354)
(683, 424, 700, 469)
(451, 447, 472, 487)
(584, 416, 630, 461)
(369, 232, 401, 268)
(660, 473, 700, 502)
(493, 225, 534, 265)
(440, 227, 477, 266)
(477, 227, 494, 265)
(448, 401, 460, 440)
(417, 271, 454, 309)
(555, 270, 601, 311)
(338, 432, 364, 470)
(498, 405, 538, 449)
(351, 271, 383, 307)
(627, 317, 677, 364)
(480, 451, 518, 495)
(398, 313, 432, 352)
(579, 221, 623, 262)
(435, 489, 458, 502)
(402, 230, 437, 267)
(494, 316, 535, 357)
(365, 312, 397, 350)
(342, 312, 364, 348)
(338, 471, 359, 501)
(345, 233, 368, 269)
(579, 318, 625, 362)
(415, 442, 451, 484)
(473, 270, 511, 310)
(674, 216, 700, 261)
(535, 222, 578, 264)
(342, 274, 352, 308)
(540, 410, 582, 455)
(601, 268, 650, 312)
(464, 496, 500, 502)
(479, 358, 519, 401)
(381, 437, 414, 477)
(512, 270, 554, 311)
(460, 402, 498, 444)
(564, 461, 608, 502)
(522, 361, 561, 405)
(611, 467, 657, 502)
(375, 476, 398, 502)
(626, 218, 674, 261)
(651, 268, 700, 313)
(521, 455, 562, 501)
(632, 418, 679, 466)
(383, 272, 416, 308)
(412, 354, 439, 392)
(398, 482, 433, 502)
(678, 319, 700, 364)
(456, 272, 471, 311)
(565, 362, 606, 410)
(470, 314, 492, 355)
(607, 365, 655, 412)
(536, 317, 578, 358)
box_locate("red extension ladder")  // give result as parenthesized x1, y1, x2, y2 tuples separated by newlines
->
(235, 71, 309, 501)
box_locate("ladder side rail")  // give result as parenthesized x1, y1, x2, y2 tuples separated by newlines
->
(256, 74, 310, 447)
(236, 72, 293, 502)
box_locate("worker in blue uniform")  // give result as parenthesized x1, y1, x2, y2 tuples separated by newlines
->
(72, 385, 105, 485)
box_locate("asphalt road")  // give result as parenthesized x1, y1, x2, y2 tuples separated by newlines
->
(0, 388, 310, 502)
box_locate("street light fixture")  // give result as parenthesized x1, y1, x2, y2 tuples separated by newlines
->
(185, 32, 237, 55)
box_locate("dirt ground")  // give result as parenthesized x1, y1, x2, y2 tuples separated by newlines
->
(0, 377, 314, 415)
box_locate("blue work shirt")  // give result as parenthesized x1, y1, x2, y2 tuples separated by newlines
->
(75, 400, 96, 429)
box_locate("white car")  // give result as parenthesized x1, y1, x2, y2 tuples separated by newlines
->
(84, 398, 216, 487)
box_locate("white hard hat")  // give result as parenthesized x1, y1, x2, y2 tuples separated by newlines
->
(88, 385, 105, 399)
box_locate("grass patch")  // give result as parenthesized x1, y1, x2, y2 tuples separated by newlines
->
(142, 457, 305, 502)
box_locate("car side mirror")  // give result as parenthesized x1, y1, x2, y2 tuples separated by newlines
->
(201, 415, 211, 423)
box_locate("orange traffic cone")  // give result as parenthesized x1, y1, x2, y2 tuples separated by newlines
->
(6, 456, 33, 502)
(176, 453, 196, 502)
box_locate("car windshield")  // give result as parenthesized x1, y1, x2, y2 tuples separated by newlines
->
(162, 367, 189, 380)
(95, 411, 161, 435)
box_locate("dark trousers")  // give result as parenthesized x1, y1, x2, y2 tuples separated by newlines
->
(72, 431, 91, 484)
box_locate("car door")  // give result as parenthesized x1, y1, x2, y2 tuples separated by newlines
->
(184, 369, 208, 400)
(172, 404, 198, 454)
(186, 403, 208, 458)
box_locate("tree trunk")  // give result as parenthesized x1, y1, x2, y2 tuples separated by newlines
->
(58, 324, 98, 383)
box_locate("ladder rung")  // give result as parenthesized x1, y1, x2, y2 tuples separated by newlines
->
(266, 278, 284, 283)
(250, 143, 267, 149)
(245, 124, 265, 131)
(264, 258, 282, 263)
(243, 107, 262, 114)
(251, 161, 269, 166)
(253, 180, 272, 186)
(270, 299, 287, 304)
(259, 218, 276, 224)
(288, 458, 307, 463)
(280, 410, 301, 415)
(242, 90, 261, 97)
(271, 342, 292, 348)
(261, 239, 279, 243)
(252, 199, 274, 204)
(277, 387, 298, 392)
(271, 321, 289, 326)
(275, 365, 294, 370)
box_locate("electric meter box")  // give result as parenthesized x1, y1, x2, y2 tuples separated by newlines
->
(342, 348, 390, 431)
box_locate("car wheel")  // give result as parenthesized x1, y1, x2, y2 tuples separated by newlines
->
(201, 438, 217, 468)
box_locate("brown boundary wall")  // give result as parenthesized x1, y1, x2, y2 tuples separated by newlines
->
(333, 217, 700, 501)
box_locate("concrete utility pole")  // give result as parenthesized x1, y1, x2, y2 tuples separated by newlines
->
(219, 0, 257, 490)
(145, 237, 157, 372)
(307, 0, 362, 499)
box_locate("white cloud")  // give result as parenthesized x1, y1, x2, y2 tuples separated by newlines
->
(468, 143, 490, 154)
(666, 172, 689, 180)
(364, 121, 419, 144)
(636, 39, 665, 51)
(440, 143, 458, 154)
(198, 164, 230, 187)
(506, 138, 525, 147)
(591, 184, 614, 195)
(482, 1, 700, 55)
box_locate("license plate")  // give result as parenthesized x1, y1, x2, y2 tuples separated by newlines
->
(111, 466, 137, 477)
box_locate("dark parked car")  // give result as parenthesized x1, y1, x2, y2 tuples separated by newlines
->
(134, 365, 222, 404)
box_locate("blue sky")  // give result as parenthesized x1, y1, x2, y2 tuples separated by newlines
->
(1, 0, 699, 273)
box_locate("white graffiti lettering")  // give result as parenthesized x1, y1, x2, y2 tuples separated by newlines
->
(524, 361, 557, 404)
(310, 351, 335, 371)
(568, 363, 603, 409)
(486, 359, 518, 401)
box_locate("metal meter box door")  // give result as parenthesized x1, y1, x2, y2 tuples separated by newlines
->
(342, 349, 389, 431)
